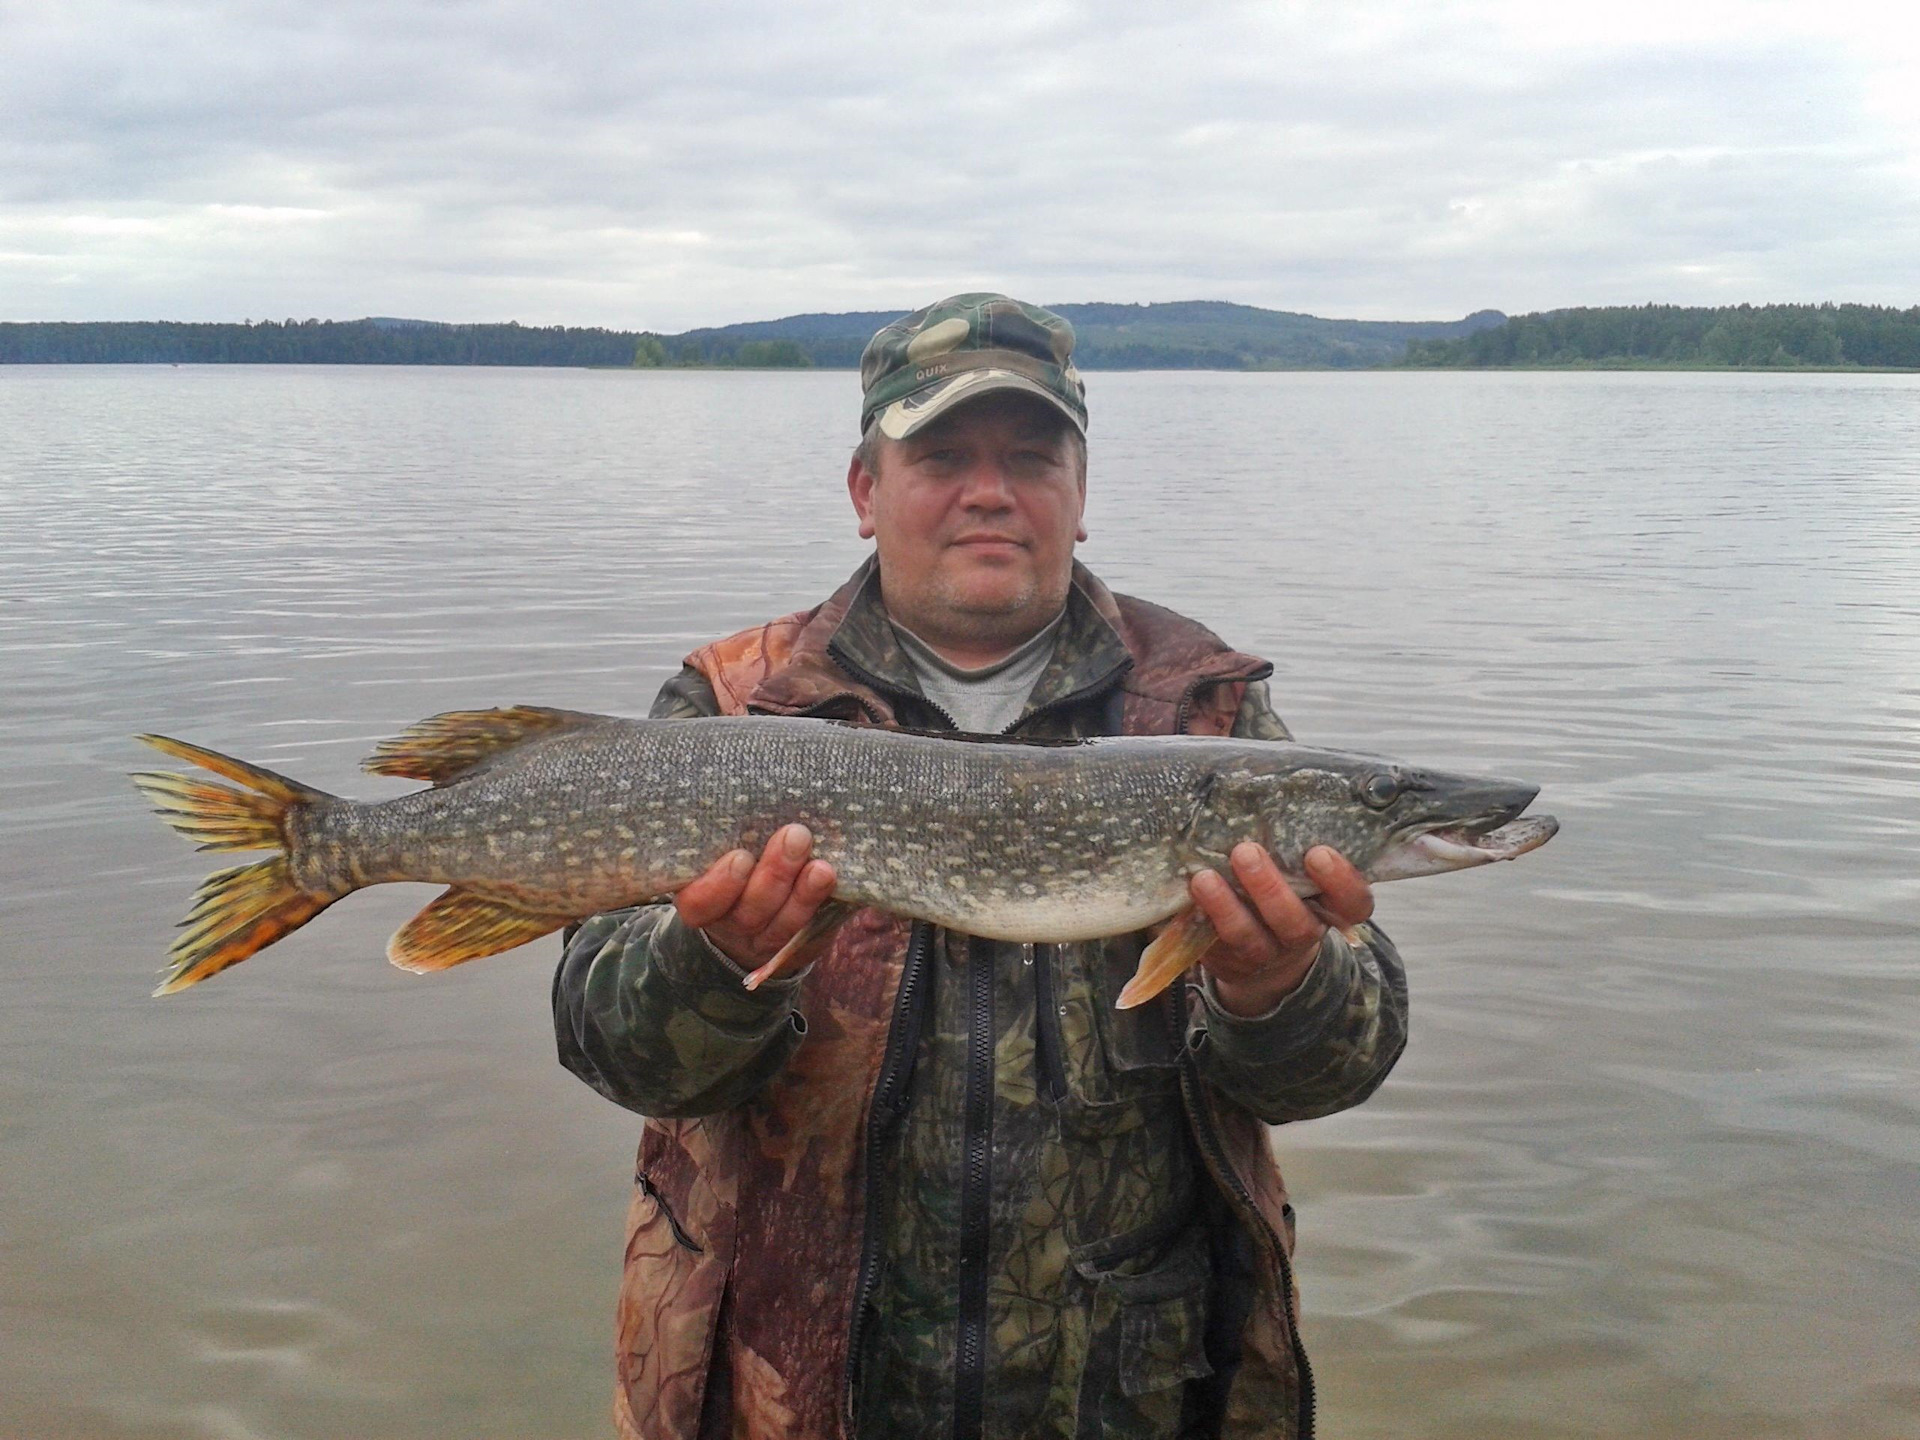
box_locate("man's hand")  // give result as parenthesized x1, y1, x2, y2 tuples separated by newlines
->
(1190, 844, 1373, 1017)
(673, 823, 838, 970)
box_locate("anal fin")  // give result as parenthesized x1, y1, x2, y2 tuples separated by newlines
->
(1115, 906, 1218, 1010)
(388, 888, 570, 973)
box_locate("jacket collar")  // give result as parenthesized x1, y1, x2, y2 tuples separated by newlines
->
(747, 556, 1134, 725)
(737, 552, 1274, 733)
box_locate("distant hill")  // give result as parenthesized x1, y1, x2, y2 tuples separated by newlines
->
(0, 303, 1506, 370)
(667, 301, 1508, 369)
(1402, 303, 1920, 369)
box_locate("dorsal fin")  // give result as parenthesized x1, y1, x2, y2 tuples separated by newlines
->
(362, 706, 612, 784)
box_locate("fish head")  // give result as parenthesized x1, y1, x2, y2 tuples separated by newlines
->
(1215, 749, 1558, 884)
(1352, 760, 1558, 880)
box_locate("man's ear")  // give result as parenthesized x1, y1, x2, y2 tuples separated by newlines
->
(1075, 473, 1089, 543)
(847, 454, 878, 540)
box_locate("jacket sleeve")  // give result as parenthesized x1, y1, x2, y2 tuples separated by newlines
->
(553, 906, 808, 1117)
(1185, 678, 1411, 1124)
(549, 666, 807, 1117)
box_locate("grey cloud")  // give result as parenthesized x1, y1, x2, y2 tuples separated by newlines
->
(2, 0, 1914, 325)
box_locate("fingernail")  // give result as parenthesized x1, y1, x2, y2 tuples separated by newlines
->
(783, 825, 811, 861)
(1231, 843, 1263, 872)
(730, 850, 753, 877)
(742, 965, 766, 991)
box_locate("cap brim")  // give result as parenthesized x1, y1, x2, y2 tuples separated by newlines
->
(876, 368, 1087, 441)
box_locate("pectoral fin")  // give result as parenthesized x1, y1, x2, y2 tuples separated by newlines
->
(1115, 906, 1218, 1010)
(388, 888, 570, 972)
(743, 900, 855, 992)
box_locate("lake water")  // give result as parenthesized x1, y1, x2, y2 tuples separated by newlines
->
(2, 366, 1916, 1439)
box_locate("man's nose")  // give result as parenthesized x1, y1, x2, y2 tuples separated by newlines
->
(956, 459, 1016, 508)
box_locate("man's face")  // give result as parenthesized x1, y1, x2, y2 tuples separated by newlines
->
(847, 393, 1087, 648)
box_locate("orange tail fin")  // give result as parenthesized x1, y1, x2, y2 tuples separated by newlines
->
(132, 735, 337, 995)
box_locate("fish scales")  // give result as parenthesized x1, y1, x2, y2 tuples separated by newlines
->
(132, 706, 1557, 995)
(301, 717, 1202, 942)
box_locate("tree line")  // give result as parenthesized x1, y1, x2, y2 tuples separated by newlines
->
(12, 305, 1914, 370)
(1402, 304, 1920, 369)
(0, 319, 809, 368)
(3, 302, 1504, 369)
(629, 335, 809, 368)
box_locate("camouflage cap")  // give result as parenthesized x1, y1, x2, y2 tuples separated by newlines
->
(859, 293, 1088, 440)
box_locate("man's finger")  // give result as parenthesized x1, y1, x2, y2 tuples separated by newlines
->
(728, 824, 814, 935)
(1303, 846, 1374, 926)
(673, 849, 754, 930)
(1230, 843, 1324, 953)
(1190, 868, 1280, 963)
(752, 859, 838, 955)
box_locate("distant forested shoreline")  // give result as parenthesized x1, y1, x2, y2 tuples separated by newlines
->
(7, 303, 1915, 371)
(0, 319, 647, 368)
(0, 302, 1504, 370)
(1402, 304, 1920, 370)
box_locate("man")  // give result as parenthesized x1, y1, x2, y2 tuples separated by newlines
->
(554, 294, 1408, 1440)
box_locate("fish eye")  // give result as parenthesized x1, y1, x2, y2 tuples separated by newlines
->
(1357, 772, 1401, 809)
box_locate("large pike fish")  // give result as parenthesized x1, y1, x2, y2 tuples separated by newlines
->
(133, 707, 1557, 1004)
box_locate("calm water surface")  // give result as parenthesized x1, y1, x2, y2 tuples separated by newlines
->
(2, 366, 1916, 1439)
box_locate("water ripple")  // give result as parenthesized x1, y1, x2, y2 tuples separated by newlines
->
(4, 367, 1918, 1439)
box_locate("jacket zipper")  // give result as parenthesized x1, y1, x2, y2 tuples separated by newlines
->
(952, 935, 996, 1440)
(823, 650, 966, 735)
(1170, 662, 1272, 737)
(844, 920, 937, 1429)
(836, 633, 1131, 742)
(1030, 943, 1068, 1103)
(1169, 1000, 1316, 1440)
(1007, 663, 1130, 737)
(830, 646, 1030, 1440)
(1168, 669, 1312, 1439)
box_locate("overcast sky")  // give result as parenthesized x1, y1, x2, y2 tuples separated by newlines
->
(4, 0, 1916, 328)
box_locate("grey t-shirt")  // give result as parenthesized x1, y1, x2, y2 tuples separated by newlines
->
(890, 610, 1065, 735)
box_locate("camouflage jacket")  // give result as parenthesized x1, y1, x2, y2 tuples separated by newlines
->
(553, 560, 1409, 1440)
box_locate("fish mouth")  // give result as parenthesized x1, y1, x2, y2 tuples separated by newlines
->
(1368, 780, 1559, 881)
(1399, 813, 1560, 867)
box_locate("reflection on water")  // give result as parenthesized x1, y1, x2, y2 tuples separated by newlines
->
(3, 366, 1917, 1439)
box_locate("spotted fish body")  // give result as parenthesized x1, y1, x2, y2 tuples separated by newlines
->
(133, 706, 1558, 997)
(312, 717, 1204, 938)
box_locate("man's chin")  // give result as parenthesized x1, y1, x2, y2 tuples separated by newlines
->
(937, 578, 1038, 618)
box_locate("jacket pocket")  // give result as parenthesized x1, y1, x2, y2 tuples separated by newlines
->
(1052, 937, 1182, 1110)
(1117, 1286, 1213, 1399)
(1078, 1227, 1215, 1433)
(618, 1160, 727, 1438)
(635, 1169, 703, 1252)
